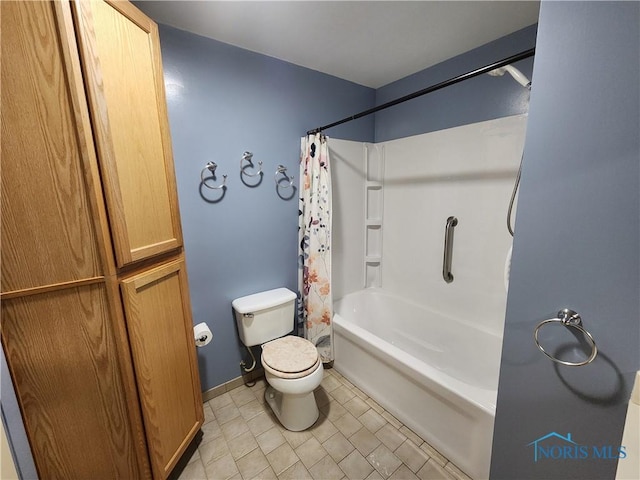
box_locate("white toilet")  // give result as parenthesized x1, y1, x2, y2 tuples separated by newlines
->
(232, 287, 324, 431)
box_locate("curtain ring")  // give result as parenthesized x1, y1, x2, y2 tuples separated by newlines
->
(240, 151, 263, 178)
(201, 162, 227, 189)
(275, 165, 294, 188)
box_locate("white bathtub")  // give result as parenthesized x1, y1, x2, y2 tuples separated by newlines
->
(333, 288, 502, 480)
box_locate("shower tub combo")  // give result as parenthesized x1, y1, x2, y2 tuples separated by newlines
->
(329, 114, 528, 480)
(334, 288, 501, 480)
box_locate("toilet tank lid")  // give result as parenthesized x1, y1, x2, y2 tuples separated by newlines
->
(232, 288, 297, 313)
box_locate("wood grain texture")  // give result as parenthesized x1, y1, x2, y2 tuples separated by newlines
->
(73, 0, 183, 267)
(120, 257, 203, 479)
(3, 3, 199, 479)
(103, 274, 153, 479)
(0, 276, 104, 300)
(1, 283, 143, 479)
(1, 0, 102, 293)
(54, 0, 119, 278)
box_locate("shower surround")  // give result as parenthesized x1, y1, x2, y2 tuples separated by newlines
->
(330, 114, 528, 479)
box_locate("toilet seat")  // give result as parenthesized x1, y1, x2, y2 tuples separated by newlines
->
(262, 336, 320, 379)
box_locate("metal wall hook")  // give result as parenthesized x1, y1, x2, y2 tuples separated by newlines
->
(557, 308, 582, 326)
(200, 161, 227, 189)
(240, 151, 263, 178)
(275, 165, 294, 188)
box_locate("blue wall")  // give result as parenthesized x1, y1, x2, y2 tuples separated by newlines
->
(157, 25, 375, 391)
(375, 25, 537, 142)
(1, 347, 37, 480)
(491, 2, 639, 478)
(156, 22, 540, 391)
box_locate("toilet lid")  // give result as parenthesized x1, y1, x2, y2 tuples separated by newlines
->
(262, 336, 320, 379)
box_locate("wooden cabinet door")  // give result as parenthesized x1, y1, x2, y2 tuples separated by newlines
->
(1, 284, 144, 479)
(73, 0, 183, 267)
(120, 258, 203, 479)
(1, 0, 105, 293)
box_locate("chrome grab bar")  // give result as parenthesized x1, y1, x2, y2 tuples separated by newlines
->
(442, 216, 458, 283)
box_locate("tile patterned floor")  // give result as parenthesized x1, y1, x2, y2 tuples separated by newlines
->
(178, 368, 472, 480)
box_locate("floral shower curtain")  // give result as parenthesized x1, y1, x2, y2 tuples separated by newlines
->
(298, 133, 333, 363)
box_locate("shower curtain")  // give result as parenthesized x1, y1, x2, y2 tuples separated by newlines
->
(298, 133, 333, 363)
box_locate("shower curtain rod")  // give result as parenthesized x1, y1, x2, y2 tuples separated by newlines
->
(306, 47, 535, 136)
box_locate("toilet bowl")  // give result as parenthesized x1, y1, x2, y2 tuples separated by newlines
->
(261, 335, 324, 431)
(232, 288, 324, 431)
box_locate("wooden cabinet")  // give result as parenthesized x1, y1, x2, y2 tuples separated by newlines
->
(0, 0, 104, 293)
(74, 0, 183, 267)
(1, 285, 142, 479)
(121, 259, 202, 478)
(1, 1, 203, 478)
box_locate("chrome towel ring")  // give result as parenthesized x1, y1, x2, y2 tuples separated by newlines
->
(200, 162, 227, 189)
(534, 308, 598, 367)
(240, 151, 263, 178)
(275, 165, 294, 188)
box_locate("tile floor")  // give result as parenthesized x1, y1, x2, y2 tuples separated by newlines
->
(178, 368, 472, 480)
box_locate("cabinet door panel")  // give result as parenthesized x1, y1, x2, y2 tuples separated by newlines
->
(1, 0, 102, 293)
(121, 258, 203, 479)
(73, 0, 183, 267)
(1, 284, 142, 479)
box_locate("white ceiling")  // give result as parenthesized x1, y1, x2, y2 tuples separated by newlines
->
(136, 1, 540, 89)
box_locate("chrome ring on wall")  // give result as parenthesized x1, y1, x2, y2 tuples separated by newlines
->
(240, 151, 263, 178)
(200, 162, 227, 189)
(275, 165, 294, 188)
(533, 308, 598, 367)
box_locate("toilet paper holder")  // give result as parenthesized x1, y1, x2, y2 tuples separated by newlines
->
(193, 323, 213, 347)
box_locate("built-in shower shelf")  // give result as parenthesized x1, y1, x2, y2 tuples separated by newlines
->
(365, 259, 382, 288)
(366, 186, 383, 223)
(364, 143, 384, 289)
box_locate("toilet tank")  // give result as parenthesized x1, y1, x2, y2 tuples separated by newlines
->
(232, 288, 297, 347)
